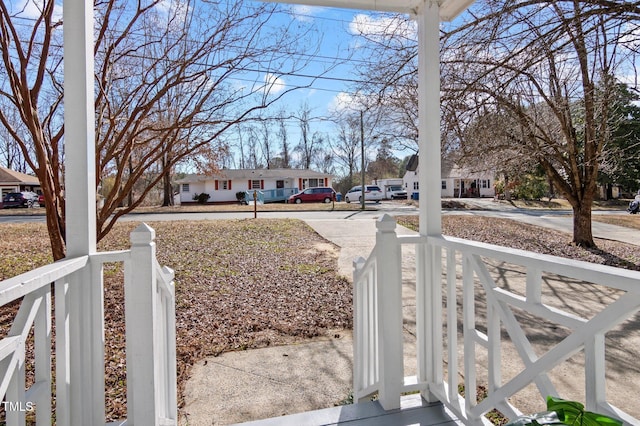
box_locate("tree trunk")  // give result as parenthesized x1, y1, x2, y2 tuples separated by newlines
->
(162, 167, 173, 207)
(36, 163, 66, 260)
(127, 157, 133, 207)
(45, 200, 66, 261)
(571, 202, 595, 248)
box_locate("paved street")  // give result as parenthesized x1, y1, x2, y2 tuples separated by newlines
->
(1, 199, 635, 247)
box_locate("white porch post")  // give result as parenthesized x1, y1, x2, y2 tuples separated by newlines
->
(375, 215, 404, 410)
(126, 224, 161, 424)
(416, 0, 444, 402)
(63, 0, 103, 425)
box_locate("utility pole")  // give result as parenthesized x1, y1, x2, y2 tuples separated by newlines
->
(360, 110, 365, 211)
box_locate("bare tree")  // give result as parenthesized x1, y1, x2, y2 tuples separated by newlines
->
(0, 1, 66, 259)
(330, 114, 362, 189)
(276, 113, 291, 168)
(0, 113, 26, 171)
(442, 0, 640, 247)
(0, 0, 319, 257)
(310, 131, 333, 173)
(349, 1, 639, 247)
(350, 14, 419, 152)
(260, 120, 273, 169)
(235, 125, 247, 169)
(295, 103, 316, 169)
(94, 1, 318, 240)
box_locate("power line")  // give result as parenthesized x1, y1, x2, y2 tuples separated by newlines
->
(6, 3, 396, 67)
(2, 4, 412, 106)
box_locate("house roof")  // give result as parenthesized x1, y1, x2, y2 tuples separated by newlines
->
(404, 158, 494, 180)
(0, 166, 39, 185)
(175, 168, 332, 183)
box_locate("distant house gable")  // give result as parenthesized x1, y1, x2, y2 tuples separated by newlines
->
(403, 158, 495, 198)
(0, 166, 41, 196)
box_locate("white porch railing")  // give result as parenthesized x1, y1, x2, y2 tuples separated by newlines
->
(0, 223, 176, 426)
(353, 214, 640, 425)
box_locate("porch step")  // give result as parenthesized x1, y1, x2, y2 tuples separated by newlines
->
(233, 394, 463, 426)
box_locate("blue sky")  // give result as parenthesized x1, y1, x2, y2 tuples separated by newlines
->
(8, 0, 416, 171)
(252, 4, 387, 130)
(224, 1, 420, 169)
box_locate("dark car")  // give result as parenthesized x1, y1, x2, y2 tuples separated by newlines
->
(288, 187, 336, 204)
(2, 192, 38, 208)
(38, 194, 45, 206)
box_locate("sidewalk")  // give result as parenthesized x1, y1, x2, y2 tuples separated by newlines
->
(181, 212, 639, 425)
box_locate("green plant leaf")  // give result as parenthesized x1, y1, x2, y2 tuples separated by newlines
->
(545, 397, 622, 426)
(581, 412, 622, 426)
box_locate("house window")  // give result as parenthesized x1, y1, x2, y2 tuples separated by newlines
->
(413, 182, 419, 191)
(482, 179, 491, 189)
(441, 180, 447, 189)
(276, 180, 284, 189)
(182, 184, 190, 192)
(301, 178, 321, 189)
(221, 180, 229, 190)
(251, 180, 261, 189)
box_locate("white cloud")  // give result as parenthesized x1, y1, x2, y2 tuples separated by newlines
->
(349, 13, 417, 41)
(152, 0, 191, 31)
(13, 0, 62, 22)
(289, 5, 324, 22)
(155, 0, 173, 15)
(230, 79, 248, 95)
(621, 22, 640, 51)
(262, 73, 286, 95)
(328, 91, 372, 114)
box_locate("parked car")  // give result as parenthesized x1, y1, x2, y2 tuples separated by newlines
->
(288, 187, 336, 204)
(387, 186, 408, 200)
(37, 194, 45, 206)
(344, 185, 383, 203)
(2, 191, 38, 208)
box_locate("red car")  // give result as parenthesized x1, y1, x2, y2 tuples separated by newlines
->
(38, 194, 45, 206)
(287, 187, 336, 204)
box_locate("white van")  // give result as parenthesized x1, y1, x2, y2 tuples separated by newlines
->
(344, 185, 383, 203)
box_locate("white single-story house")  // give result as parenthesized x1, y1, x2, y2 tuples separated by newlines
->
(0, 166, 41, 197)
(175, 168, 333, 204)
(403, 159, 495, 199)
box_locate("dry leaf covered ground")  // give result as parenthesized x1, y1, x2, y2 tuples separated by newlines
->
(0, 219, 352, 421)
(0, 214, 639, 421)
(399, 215, 640, 269)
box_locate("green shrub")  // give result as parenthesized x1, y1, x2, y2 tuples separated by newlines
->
(512, 174, 548, 200)
(193, 193, 210, 204)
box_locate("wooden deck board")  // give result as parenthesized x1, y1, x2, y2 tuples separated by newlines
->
(234, 394, 463, 426)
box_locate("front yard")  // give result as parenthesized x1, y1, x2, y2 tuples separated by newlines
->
(0, 214, 638, 421)
(0, 219, 353, 421)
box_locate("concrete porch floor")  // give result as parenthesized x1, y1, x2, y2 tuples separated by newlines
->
(234, 394, 462, 426)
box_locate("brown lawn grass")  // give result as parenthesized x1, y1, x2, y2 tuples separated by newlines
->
(593, 214, 640, 231)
